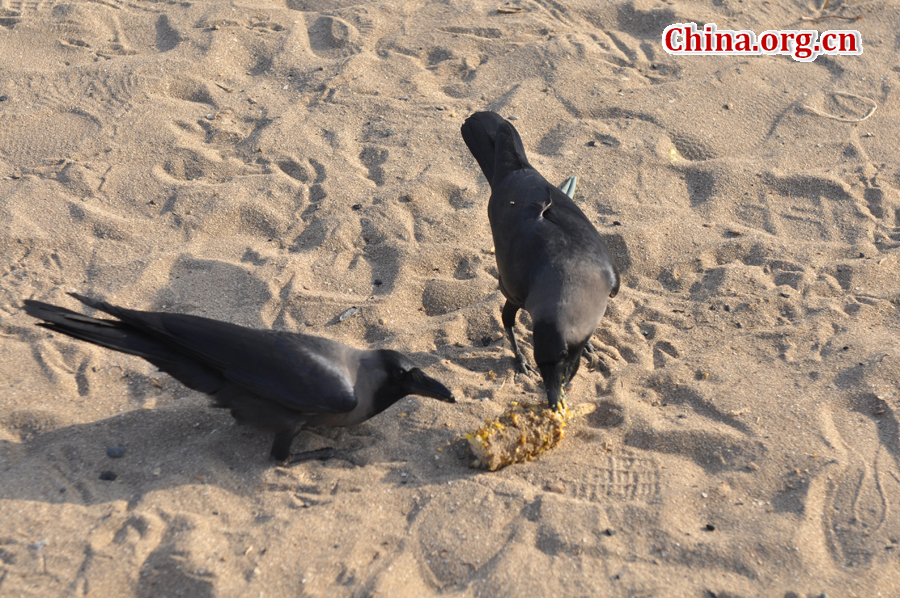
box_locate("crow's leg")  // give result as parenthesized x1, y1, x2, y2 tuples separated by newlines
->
(501, 300, 535, 379)
(270, 420, 307, 462)
(583, 339, 596, 356)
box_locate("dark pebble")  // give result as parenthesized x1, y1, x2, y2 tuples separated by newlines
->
(587, 140, 597, 147)
(723, 305, 731, 312)
(351, 204, 362, 211)
(481, 335, 492, 347)
(705, 523, 716, 531)
(0, 95, 8, 102)
(107, 446, 126, 458)
(611, 572, 622, 580)
(604, 528, 617, 536)
(99, 471, 118, 481)
(373, 279, 383, 286)
(612, 221, 622, 226)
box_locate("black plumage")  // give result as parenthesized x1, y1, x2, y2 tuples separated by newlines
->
(461, 111, 619, 410)
(23, 293, 454, 462)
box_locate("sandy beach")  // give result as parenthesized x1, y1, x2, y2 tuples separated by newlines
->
(2, 0, 900, 595)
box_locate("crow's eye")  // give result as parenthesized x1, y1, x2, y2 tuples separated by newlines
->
(394, 368, 406, 379)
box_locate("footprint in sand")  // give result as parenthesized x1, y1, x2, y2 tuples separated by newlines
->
(307, 15, 360, 59)
(0, 8, 22, 28)
(652, 340, 679, 369)
(863, 174, 900, 247)
(69, 512, 168, 596)
(50, 3, 139, 56)
(812, 401, 900, 569)
(555, 452, 661, 502)
(0, 109, 104, 166)
(359, 146, 388, 187)
(413, 482, 522, 590)
(135, 516, 216, 598)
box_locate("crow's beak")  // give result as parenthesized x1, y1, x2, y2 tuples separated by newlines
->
(539, 362, 567, 412)
(546, 384, 565, 412)
(407, 369, 455, 403)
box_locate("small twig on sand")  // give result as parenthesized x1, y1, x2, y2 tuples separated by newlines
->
(498, 372, 512, 391)
(803, 91, 877, 123)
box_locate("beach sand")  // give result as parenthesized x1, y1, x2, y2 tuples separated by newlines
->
(2, 0, 899, 595)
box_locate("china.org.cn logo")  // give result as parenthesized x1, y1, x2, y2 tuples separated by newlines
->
(662, 23, 862, 62)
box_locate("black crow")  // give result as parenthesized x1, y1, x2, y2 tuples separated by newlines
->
(461, 111, 619, 411)
(23, 293, 454, 462)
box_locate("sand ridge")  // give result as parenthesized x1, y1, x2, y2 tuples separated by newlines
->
(1, 0, 900, 596)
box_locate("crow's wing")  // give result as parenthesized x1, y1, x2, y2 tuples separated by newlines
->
(139, 313, 358, 414)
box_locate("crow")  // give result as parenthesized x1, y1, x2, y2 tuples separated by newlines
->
(461, 111, 619, 410)
(23, 293, 455, 462)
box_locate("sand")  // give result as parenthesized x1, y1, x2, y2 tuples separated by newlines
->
(1, 0, 899, 595)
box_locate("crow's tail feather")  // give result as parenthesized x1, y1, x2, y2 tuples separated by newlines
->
(22, 297, 223, 393)
(22, 298, 165, 360)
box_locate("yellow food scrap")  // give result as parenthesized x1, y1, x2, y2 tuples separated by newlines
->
(467, 402, 595, 471)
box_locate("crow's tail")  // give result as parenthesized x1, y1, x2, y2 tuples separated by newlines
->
(22, 296, 167, 360)
(23, 294, 223, 393)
